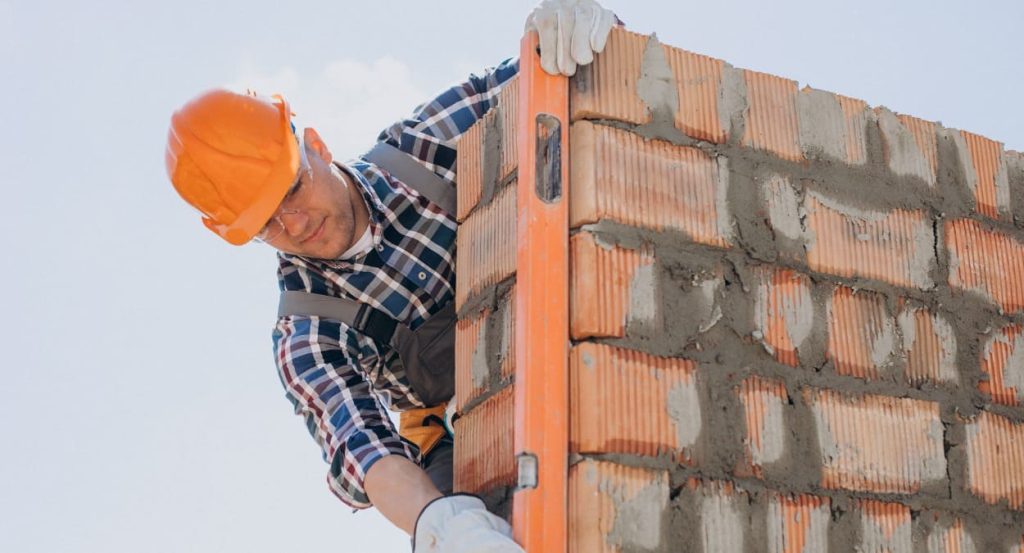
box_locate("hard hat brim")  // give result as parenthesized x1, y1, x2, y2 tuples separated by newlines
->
(202, 96, 300, 246)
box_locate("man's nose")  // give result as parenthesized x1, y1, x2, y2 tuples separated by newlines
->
(279, 210, 310, 237)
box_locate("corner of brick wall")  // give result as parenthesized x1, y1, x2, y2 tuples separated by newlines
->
(452, 76, 520, 518)
(454, 27, 1024, 550)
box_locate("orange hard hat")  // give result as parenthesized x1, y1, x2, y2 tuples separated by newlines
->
(165, 89, 299, 245)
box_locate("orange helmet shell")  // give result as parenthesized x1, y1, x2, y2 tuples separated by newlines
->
(165, 89, 299, 245)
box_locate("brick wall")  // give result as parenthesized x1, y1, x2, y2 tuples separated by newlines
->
(454, 28, 1024, 551)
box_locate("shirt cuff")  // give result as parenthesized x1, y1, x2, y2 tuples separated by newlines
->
(328, 431, 418, 509)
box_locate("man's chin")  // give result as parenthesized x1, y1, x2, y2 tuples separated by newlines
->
(302, 244, 347, 260)
(278, 239, 345, 260)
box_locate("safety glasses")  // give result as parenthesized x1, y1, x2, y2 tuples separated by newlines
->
(255, 140, 312, 243)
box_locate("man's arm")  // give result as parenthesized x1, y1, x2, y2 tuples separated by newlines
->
(374, 57, 521, 186)
(273, 314, 521, 552)
(272, 314, 419, 510)
(364, 455, 441, 534)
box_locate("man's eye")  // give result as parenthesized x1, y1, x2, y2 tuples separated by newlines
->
(287, 180, 303, 198)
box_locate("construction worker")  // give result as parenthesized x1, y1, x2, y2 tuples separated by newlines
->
(164, 2, 616, 551)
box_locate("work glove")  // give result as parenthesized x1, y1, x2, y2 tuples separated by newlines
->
(413, 494, 524, 553)
(524, 0, 618, 76)
(443, 397, 458, 437)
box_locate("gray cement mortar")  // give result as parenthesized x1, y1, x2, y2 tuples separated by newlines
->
(605, 473, 671, 552)
(719, 63, 749, 148)
(480, 107, 502, 207)
(667, 482, 753, 553)
(797, 87, 849, 162)
(1007, 150, 1024, 228)
(633, 34, 694, 147)
(455, 277, 516, 415)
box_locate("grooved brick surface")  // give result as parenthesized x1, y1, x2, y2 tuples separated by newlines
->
(946, 218, 1024, 313)
(681, 479, 748, 553)
(570, 28, 727, 143)
(452, 385, 515, 495)
(736, 376, 788, 477)
(570, 27, 648, 126)
(665, 41, 727, 143)
(838, 95, 870, 165)
(569, 459, 670, 553)
(961, 130, 1010, 220)
(455, 110, 487, 221)
(804, 190, 935, 289)
(979, 323, 1024, 406)
(496, 76, 519, 183)
(454, 183, 516, 310)
(964, 410, 1024, 510)
(925, 516, 978, 553)
(570, 121, 731, 246)
(454, 76, 519, 221)
(857, 500, 912, 553)
(897, 304, 959, 386)
(570, 232, 655, 339)
(827, 287, 896, 380)
(457, 26, 1024, 550)
(767, 493, 830, 553)
(804, 388, 946, 494)
(898, 114, 939, 184)
(876, 109, 937, 187)
(453, 289, 515, 414)
(742, 70, 802, 162)
(570, 342, 699, 460)
(753, 267, 814, 367)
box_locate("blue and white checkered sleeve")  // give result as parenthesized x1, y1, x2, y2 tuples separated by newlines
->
(376, 57, 520, 183)
(272, 314, 417, 509)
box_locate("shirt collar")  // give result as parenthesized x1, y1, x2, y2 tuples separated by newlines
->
(325, 161, 386, 264)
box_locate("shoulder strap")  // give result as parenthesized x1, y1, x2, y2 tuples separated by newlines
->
(278, 142, 452, 341)
(363, 141, 456, 215)
(278, 290, 397, 346)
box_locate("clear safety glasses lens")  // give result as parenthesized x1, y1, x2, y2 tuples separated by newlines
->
(254, 141, 310, 243)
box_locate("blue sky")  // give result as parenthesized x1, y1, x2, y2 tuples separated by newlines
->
(1, 1, 1020, 552)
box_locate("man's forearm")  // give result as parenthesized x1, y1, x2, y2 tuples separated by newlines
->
(364, 455, 443, 535)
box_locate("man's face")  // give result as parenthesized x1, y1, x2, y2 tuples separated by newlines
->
(260, 132, 364, 259)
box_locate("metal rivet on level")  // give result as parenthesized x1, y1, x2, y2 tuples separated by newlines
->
(515, 453, 538, 491)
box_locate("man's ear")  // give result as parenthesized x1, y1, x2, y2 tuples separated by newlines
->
(303, 127, 333, 165)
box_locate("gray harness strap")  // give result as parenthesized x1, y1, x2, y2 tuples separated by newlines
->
(363, 141, 457, 215)
(278, 290, 361, 322)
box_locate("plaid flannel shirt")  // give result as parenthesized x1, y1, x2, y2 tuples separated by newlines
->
(271, 58, 519, 509)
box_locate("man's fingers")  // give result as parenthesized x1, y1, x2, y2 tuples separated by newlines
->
(570, 4, 597, 66)
(534, 13, 560, 76)
(555, 5, 576, 76)
(591, 7, 616, 53)
(527, 0, 615, 76)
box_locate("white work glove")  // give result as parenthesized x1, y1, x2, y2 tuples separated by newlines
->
(443, 397, 458, 437)
(413, 494, 524, 553)
(524, 0, 618, 76)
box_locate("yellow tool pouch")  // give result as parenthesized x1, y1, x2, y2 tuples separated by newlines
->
(399, 404, 449, 457)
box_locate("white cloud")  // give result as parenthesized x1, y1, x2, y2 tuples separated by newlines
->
(230, 56, 429, 161)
